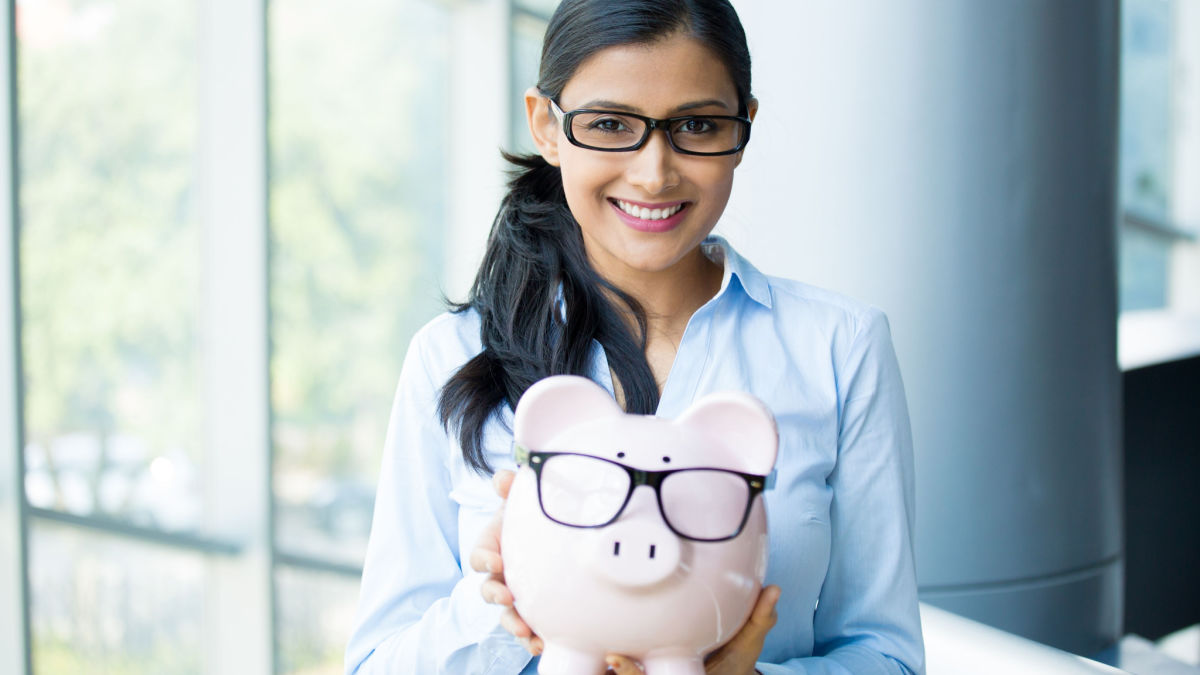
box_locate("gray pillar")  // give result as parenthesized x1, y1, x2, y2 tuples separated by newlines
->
(727, 1, 1121, 654)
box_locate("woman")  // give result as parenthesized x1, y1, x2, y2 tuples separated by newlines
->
(346, 1, 923, 673)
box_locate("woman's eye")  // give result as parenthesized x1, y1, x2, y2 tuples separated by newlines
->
(678, 118, 717, 135)
(588, 117, 630, 134)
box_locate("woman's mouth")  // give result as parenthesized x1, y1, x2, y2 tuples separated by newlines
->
(609, 198, 690, 233)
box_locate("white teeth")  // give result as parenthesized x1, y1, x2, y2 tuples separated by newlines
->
(616, 200, 684, 220)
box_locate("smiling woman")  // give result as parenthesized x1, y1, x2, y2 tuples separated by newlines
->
(347, 1, 922, 674)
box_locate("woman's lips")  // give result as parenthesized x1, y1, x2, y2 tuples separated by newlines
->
(609, 198, 691, 233)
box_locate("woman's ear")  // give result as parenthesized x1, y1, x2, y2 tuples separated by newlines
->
(733, 96, 759, 169)
(745, 96, 759, 123)
(524, 86, 562, 167)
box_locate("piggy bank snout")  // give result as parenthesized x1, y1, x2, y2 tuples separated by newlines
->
(586, 491, 682, 588)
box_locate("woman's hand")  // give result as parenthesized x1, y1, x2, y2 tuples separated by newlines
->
(469, 469, 545, 655)
(604, 585, 781, 675)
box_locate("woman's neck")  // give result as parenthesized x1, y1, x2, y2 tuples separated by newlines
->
(599, 245, 724, 356)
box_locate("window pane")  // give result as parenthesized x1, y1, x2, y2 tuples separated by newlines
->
(18, 0, 204, 530)
(510, 11, 548, 153)
(29, 520, 205, 674)
(1118, 0, 1175, 313)
(515, 0, 560, 17)
(1120, 0, 1174, 220)
(1120, 227, 1172, 312)
(269, 0, 451, 567)
(276, 566, 360, 675)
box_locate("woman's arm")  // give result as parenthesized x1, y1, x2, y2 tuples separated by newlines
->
(344, 329, 531, 674)
(758, 308, 924, 675)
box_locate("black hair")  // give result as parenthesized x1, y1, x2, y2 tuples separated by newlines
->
(438, 0, 753, 474)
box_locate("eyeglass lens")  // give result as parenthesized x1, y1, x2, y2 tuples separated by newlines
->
(536, 454, 752, 540)
(539, 454, 630, 527)
(568, 111, 745, 153)
(660, 469, 749, 540)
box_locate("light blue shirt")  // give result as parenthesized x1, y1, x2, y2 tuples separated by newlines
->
(346, 237, 924, 674)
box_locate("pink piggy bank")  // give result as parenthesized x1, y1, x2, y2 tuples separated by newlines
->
(501, 375, 778, 675)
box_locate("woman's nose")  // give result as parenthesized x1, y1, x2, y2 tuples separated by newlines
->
(624, 130, 680, 195)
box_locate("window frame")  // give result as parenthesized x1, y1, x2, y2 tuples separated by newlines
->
(1, 2, 31, 672)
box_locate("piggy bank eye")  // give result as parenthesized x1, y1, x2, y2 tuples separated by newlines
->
(616, 452, 625, 458)
(662, 456, 671, 463)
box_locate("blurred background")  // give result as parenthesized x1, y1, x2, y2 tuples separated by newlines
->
(0, 0, 1198, 674)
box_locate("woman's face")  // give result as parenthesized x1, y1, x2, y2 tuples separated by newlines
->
(527, 33, 756, 286)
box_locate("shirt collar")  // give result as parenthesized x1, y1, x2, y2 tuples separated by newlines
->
(701, 235, 773, 309)
(554, 235, 774, 318)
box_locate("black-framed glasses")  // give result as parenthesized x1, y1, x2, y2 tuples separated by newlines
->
(548, 99, 752, 156)
(515, 446, 771, 542)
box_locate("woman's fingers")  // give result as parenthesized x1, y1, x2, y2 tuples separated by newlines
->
(473, 469, 540, 650)
(493, 469, 515, 499)
(517, 635, 545, 656)
(703, 585, 781, 673)
(480, 577, 513, 606)
(605, 654, 643, 674)
(747, 584, 781, 632)
(468, 536, 503, 575)
(500, 607, 534, 639)
(468, 470, 515, 575)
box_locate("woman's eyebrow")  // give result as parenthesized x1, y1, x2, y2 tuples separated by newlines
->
(673, 99, 732, 113)
(577, 98, 733, 113)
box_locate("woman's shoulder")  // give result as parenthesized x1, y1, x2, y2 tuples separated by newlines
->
(763, 274, 884, 328)
(715, 237, 885, 335)
(404, 308, 484, 385)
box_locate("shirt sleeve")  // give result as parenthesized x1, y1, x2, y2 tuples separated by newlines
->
(757, 307, 925, 675)
(344, 329, 533, 674)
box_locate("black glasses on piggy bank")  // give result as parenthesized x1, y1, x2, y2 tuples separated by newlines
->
(515, 446, 771, 543)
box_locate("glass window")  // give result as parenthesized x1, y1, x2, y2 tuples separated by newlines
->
(1120, 0, 1174, 312)
(28, 521, 205, 674)
(510, 11, 548, 153)
(269, 0, 451, 568)
(1120, 0, 1173, 221)
(1118, 0, 1200, 314)
(17, 0, 204, 530)
(275, 566, 361, 675)
(515, 0, 559, 18)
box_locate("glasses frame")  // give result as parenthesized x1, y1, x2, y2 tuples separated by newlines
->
(516, 447, 769, 543)
(547, 98, 753, 157)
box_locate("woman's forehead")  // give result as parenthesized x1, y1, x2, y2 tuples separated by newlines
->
(558, 34, 739, 114)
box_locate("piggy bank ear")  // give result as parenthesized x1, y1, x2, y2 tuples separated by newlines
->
(513, 375, 624, 449)
(676, 392, 778, 475)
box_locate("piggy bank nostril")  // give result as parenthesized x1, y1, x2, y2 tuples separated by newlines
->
(649, 544, 656, 559)
(613, 541, 620, 556)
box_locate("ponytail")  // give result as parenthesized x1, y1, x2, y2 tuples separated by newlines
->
(437, 152, 659, 474)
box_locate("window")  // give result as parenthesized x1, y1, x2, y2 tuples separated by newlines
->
(19, 0, 204, 534)
(268, 1, 453, 670)
(510, 1, 556, 152)
(1, 1, 514, 673)
(17, 2, 216, 670)
(1118, 0, 1200, 368)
